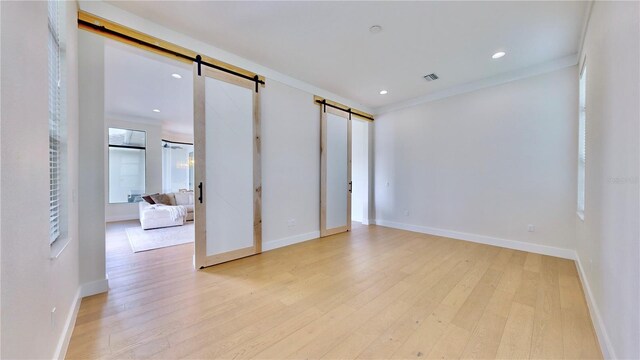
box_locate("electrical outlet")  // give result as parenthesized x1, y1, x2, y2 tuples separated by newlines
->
(287, 218, 296, 228)
(528, 224, 535, 232)
(404, 210, 410, 216)
(51, 307, 56, 328)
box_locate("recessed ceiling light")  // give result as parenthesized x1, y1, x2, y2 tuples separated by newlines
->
(379, 90, 388, 95)
(153, 109, 161, 113)
(369, 25, 383, 34)
(171, 73, 182, 79)
(492, 51, 506, 59)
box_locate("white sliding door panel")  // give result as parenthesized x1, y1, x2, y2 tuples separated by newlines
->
(205, 77, 254, 256)
(194, 64, 262, 269)
(320, 107, 352, 237)
(326, 113, 349, 229)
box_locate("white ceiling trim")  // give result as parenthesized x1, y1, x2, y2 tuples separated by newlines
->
(374, 54, 578, 115)
(78, 0, 374, 114)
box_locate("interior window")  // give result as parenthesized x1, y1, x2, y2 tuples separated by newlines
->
(108, 128, 146, 203)
(162, 140, 194, 193)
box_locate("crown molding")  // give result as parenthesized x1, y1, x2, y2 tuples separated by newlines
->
(374, 54, 578, 115)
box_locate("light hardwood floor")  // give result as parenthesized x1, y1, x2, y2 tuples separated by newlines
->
(66, 221, 602, 359)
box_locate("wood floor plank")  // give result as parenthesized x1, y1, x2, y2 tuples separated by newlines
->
(65, 221, 602, 360)
(485, 258, 524, 319)
(356, 242, 481, 359)
(495, 302, 535, 359)
(460, 311, 508, 359)
(426, 323, 471, 359)
(387, 245, 499, 359)
(558, 258, 602, 359)
(524, 252, 543, 273)
(561, 310, 602, 359)
(291, 239, 472, 359)
(451, 267, 502, 331)
(529, 255, 564, 359)
(513, 270, 541, 308)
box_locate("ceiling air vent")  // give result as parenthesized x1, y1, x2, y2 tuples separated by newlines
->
(423, 73, 439, 82)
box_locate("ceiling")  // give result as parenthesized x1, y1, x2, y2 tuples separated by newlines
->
(107, 1, 587, 111)
(104, 39, 193, 135)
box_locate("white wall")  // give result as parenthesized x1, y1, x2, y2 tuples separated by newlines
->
(261, 79, 322, 248)
(1, 2, 81, 358)
(374, 67, 578, 255)
(575, 2, 640, 358)
(78, 31, 108, 292)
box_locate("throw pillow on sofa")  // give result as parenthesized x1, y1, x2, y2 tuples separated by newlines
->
(174, 191, 193, 205)
(150, 193, 174, 206)
(142, 193, 159, 204)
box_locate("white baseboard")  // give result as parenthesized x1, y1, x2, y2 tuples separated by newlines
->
(574, 253, 616, 359)
(52, 289, 81, 360)
(106, 214, 139, 223)
(263, 231, 320, 251)
(80, 277, 109, 297)
(374, 219, 575, 259)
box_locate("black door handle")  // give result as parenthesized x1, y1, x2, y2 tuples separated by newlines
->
(198, 182, 203, 203)
(348, 181, 352, 193)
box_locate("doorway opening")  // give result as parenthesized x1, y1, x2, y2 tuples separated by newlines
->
(103, 38, 195, 256)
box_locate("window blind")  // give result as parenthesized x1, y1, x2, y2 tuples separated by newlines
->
(48, 0, 62, 244)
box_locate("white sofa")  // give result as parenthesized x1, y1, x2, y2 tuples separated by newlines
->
(138, 191, 194, 230)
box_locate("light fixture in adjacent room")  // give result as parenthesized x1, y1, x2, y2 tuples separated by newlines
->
(153, 109, 161, 113)
(492, 51, 506, 59)
(423, 73, 439, 82)
(379, 90, 388, 95)
(369, 25, 383, 34)
(171, 73, 182, 79)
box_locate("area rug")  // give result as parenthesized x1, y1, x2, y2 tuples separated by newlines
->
(126, 223, 194, 252)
